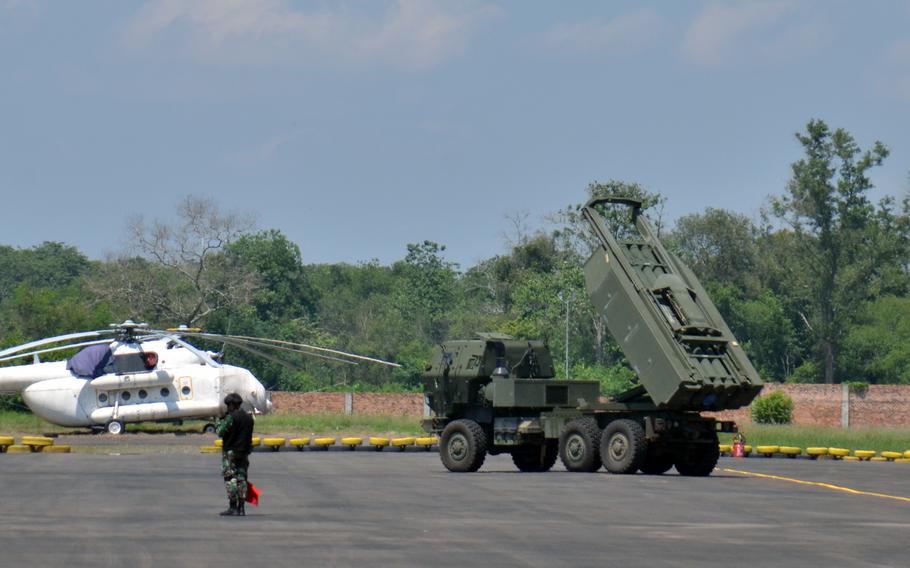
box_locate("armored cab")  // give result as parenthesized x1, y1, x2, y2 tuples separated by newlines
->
(423, 334, 598, 418)
(581, 197, 763, 411)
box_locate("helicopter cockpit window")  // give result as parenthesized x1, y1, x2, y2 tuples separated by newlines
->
(105, 352, 159, 375)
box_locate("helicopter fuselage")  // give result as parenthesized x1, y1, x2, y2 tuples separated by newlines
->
(0, 339, 272, 429)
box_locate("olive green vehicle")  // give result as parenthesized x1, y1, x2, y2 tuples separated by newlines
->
(422, 197, 763, 475)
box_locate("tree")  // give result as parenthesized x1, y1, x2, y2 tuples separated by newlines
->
(669, 208, 761, 296)
(551, 180, 667, 262)
(225, 229, 317, 321)
(0, 242, 90, 303)
(395, 241, 458, 343)
(842, 296, 910, 384)
(769, 119, 896, 383)
(91, 197, 258, 326)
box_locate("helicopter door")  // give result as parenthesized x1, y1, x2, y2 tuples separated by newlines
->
(177, 376, 194, 400)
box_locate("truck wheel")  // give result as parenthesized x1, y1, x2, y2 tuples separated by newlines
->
(440, 419, 488, 473)
(639, 450, 675, 475)
(106, 420, 125, 435)
(675, 439, 720, 477)
(512, 442, 558, 472)
(601, 419, 647, 474)
(559, 418, 602, 472)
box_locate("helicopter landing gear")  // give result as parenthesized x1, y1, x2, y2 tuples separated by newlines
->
(202, 423, 217, 435)
(106, 420, 125, 435)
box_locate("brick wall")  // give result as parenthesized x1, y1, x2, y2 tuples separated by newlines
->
(272, 385, 910, 428)
(271, 391, 424, 418)
(270, 392, 347, 414)
(708, 384, 910, 428)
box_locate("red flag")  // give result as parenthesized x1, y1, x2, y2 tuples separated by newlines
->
(245, 482, 261, 507)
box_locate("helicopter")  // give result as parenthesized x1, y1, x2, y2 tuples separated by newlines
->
(0, 320, 399, 434)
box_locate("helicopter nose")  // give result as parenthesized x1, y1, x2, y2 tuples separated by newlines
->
(22, 378, 91, 427)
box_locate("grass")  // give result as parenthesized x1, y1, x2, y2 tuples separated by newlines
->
(0, 410, 424, 438)
(719, 424, 910, 453)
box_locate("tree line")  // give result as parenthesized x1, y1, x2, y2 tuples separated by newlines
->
(2, 119, 909, 394)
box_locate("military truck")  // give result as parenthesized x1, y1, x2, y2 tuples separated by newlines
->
(422, 197, 763, 475)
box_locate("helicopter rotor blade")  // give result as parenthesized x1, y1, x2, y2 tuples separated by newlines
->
(213, 336, 360, 366)
(0, 330, 115, 359)
(0, 339, 114, 364)
(158, 334, 222, 368)
(224, 340, 341, 372)
(167, 332, 401, 368)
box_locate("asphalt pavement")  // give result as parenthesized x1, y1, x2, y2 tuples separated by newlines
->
(0, 452, 907, 568)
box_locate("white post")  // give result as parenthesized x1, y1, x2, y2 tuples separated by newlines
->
(841, 383, 850, 428)
(345, 392, 353, 415)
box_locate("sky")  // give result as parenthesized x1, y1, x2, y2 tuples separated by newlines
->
(1, 0, 908, 268)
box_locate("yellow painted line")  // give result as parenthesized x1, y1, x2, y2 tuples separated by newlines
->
(723, 468, 910, 504)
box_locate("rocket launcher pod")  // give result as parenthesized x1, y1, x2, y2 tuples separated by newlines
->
(581, 197, 763, 411)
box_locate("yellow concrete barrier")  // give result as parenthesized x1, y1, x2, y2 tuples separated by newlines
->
(415, 437, 438, 451)
(6, 445, 32, 454)
(842, 456, 860, 461)
(313, 437, 335, 450)
(200, 446, 220, 454)
(391, 437, 415, 451)
(853, 450, 876, 460)
(0, 435, 14, 446)
(369, 437, 390, 451)
(340, 437, 363, 450)
(756, 445, 779, 457)
(904, 450, 910, 459)
(214, 439, 223, 448)
(806, 447, 828, 458)
(828, 448, 850, 458)
(263, 437, 286, 451)
(718, 444, 732, 454)
(290, 438, 310, 450)
(881, 451, 903, 461)
(251, 437, 261, 447)
(21, 436, 54, 447)
(42, 445, 71, 453)
(779, 446, 802, 458)
(869, 457, 888, 462)
(895, 458, 910, 463)
(742, 444, 753, 456)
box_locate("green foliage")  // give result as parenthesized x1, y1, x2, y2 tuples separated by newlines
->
(226, 229, 317, 320)
(719, 424, 910, 454)
(710, 285, 800, 381)
(751, 391, 794, 425)
(0, 242, 90, 303)
(769, 119, 901, 384)
(569, 362, 636, 396)
(0, 394, 27, 412)
(669, 209, 760, 296)
(394, 241, 458, 343)
(786, 361, 820, 384)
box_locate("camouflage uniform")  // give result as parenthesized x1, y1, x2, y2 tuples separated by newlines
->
(217, 415, 250, 503)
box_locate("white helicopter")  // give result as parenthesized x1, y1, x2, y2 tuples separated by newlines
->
(0, 321, 399, 434)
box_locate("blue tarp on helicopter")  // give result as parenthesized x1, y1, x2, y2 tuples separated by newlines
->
(67, 344, 112, 378)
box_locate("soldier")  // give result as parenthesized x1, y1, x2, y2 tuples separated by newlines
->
(217, 392, 254, 516)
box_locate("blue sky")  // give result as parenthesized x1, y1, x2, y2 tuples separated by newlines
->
(1, 0, 908, 267)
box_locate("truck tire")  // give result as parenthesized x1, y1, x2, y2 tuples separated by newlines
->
(601, 419, 647, 474)
(675, 438, 720, 477)
(440, 419, 488, 473)
(559, 417, 602, 472)
(639, 450, 675, 475)
(512, 442, 558, 472)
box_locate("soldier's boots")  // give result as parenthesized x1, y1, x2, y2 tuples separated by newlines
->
(236, 501, 246, 516)
(219, 499, 238, 516)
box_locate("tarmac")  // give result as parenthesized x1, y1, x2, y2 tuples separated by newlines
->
(0, 450, 907, 568)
